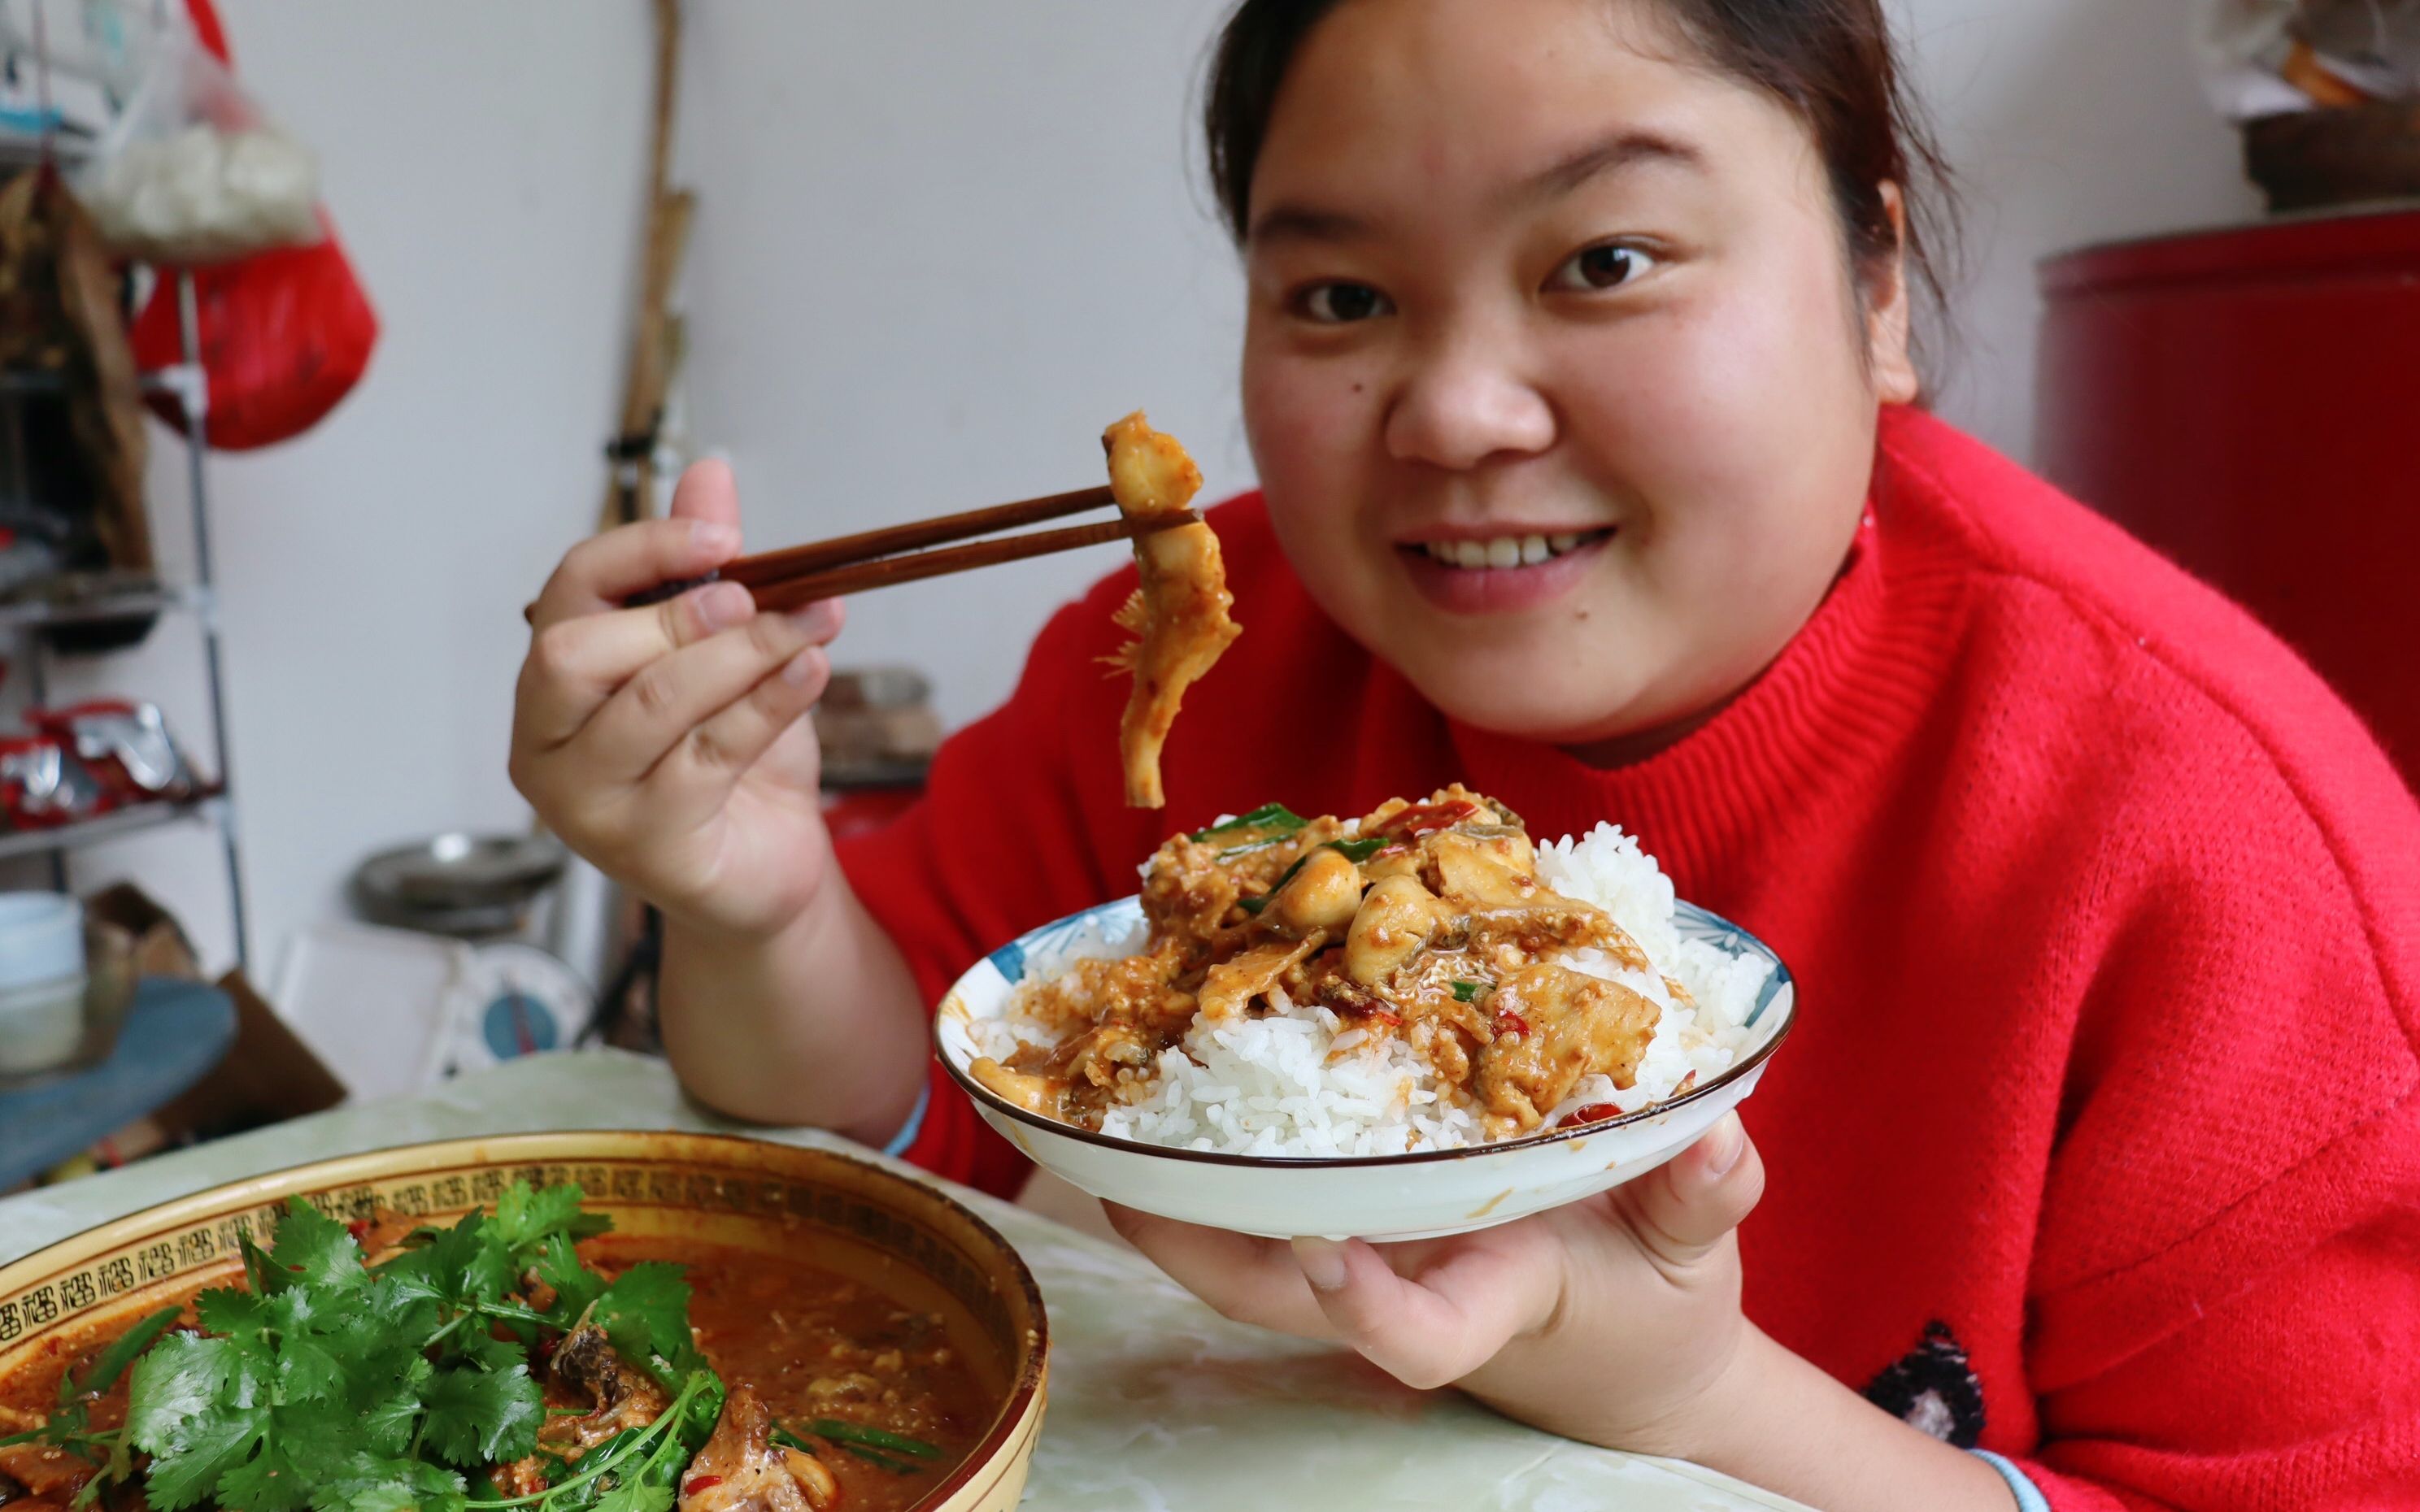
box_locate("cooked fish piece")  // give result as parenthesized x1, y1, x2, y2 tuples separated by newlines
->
(677, 1384, 834, 1512)
(1101, 411, 1240, 809)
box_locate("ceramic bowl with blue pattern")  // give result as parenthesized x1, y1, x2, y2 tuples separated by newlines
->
(936, 896, 1795, 1241)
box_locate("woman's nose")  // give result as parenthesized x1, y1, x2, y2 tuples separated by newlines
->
(1382, 334, 1556, 471)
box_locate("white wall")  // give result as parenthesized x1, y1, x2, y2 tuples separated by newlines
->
(671, 0, 1251, 732)
(42, 0, 2259, 983)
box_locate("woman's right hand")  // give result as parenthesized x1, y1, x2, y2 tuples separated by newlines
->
(510, 460, 847, 941)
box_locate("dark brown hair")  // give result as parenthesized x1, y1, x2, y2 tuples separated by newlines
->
(1203, 0, 1958, 353)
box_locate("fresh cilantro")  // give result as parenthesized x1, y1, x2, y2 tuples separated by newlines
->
(1450, 980, 1483, 1002)
(533, 1233, 606, 1323)
(28, 1181, 725, 1512)
(420, 1365, 545, 1466)
(268, 1197, 363, 1292)
(590, 1263, 705, 1386)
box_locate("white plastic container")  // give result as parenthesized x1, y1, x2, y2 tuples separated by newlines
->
(0, 893, 83, 988)
(0, 893, 90, 1074)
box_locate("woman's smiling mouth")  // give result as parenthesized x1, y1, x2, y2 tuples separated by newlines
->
(1395, 528, 1616, 613)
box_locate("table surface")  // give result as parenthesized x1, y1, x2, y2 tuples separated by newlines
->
(0, 1050, 1807, 1512)
(0, 978, 234, 1188)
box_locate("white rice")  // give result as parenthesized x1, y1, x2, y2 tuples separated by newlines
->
(975, 821, 1770, 1156)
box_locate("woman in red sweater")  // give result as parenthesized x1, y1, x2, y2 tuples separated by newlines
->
(509, 1, 2420, 1506)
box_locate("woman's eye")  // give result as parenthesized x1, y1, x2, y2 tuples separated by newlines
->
(1296, 281, 1393, 324)
(1548, 243, 1656, 293)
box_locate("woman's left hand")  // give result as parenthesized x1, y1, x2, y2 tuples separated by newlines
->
(1106, 1112, 1765, 1453)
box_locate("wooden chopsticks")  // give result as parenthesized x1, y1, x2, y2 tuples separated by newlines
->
(620, 483, 1197, 616)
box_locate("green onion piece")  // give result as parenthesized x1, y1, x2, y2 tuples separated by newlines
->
(769, 1425, 818, 1455)
(63, 1305, 183, 1406)
(836, 1443, 919, 1475)
(1451, 980, 1483, 1002)
(1191, 804, 1305, 841)
(1239, 836, 1388, 917)
(807, 1419, 942, 1460)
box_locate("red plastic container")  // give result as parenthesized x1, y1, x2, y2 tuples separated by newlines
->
(2035, 207, 2420, 791)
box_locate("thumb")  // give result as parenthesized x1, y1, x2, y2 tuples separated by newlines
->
(669, 457, 742, 534)
(1623, 1113, 1764, 1269)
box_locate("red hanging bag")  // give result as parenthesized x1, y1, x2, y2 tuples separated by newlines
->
(123, 0, 377, 449)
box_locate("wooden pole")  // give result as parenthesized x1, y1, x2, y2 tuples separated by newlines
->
(602, 0, 693, 532)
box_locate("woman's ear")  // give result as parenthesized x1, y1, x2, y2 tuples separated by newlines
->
(1865, 183, 1919, 406)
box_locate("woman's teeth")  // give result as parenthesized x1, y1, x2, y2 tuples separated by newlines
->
(1417, 532, 1598, 570)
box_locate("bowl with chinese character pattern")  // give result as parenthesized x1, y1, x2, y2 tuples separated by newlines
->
(0, 1132, 1047, 1512)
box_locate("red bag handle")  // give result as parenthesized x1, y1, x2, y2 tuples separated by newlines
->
(183, 0, 232, 67)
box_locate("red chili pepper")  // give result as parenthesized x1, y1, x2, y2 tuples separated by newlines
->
(1371, 799, 1482, 840)
(1493, 1011, 1530, 1039)
(1573, 1102, 1621, 1123)
(346, 1219, 372, 1245)
(681, 1476, 724, 1497)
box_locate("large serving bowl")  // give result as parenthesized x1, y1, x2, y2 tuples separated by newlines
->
(0, 1132, 1048, 1512)
(938, 897, 1795, 1242)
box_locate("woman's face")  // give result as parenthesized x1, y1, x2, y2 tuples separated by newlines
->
(1241, 0, 1916, 754)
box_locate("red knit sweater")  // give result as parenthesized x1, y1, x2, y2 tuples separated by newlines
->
(838, 406, 2420, 1509)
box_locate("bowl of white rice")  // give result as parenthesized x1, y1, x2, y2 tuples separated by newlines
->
(935, 821, 1795, 1242)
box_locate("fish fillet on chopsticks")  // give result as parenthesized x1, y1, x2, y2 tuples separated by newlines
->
(1101, 411, 1241, 808)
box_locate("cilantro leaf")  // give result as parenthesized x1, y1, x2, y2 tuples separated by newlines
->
(420, 1366, 543, 1467)
(194, 1288, 268, 1345)
(533, 1234, 605, 1324)
(455, 1327, 529, 1372)
(591, 1479, 675, 1512)
(215, 1440, 307, 1512)
(276, 1336, 346, 1404)
(127, 1332, 241, 1448)
(268, 1199, 363, 1293)
(141, 1404, 268, 1510)
(590, 1265, 702, 1384)
(357, 1394, 423, 1459)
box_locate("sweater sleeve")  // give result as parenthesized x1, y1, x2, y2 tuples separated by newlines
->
(833, 574, 1146, 1198)
(2009, 728, 2420, 1509)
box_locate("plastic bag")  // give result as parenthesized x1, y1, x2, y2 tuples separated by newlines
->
(72, 15, 317, 263)
(121, 0, 376, 450)
(2198, 0, 2420, 119)
(128, 211, 378, 449)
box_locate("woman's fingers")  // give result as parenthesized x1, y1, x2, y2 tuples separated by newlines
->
(519, 581, 758, 749)
(578, 609, 826, 784)
(1102, 1205, 1338, 1339)
(529, 514, 741, 630)
(1620, 1114, 1765, 1275)
(642, 643, 835, 831)
(666, 457, 741, 528)
(1291, 1236, 1551, 1390)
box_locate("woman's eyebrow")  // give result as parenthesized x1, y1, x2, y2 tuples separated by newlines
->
(1247, 129, 1701, 248)
(1513, 128, 1704, 205)
(1246, 203, 1373, 249)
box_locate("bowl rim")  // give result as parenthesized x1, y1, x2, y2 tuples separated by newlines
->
(933, 898, 1796, 1170)
(0, 1130, 1050, 1512)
